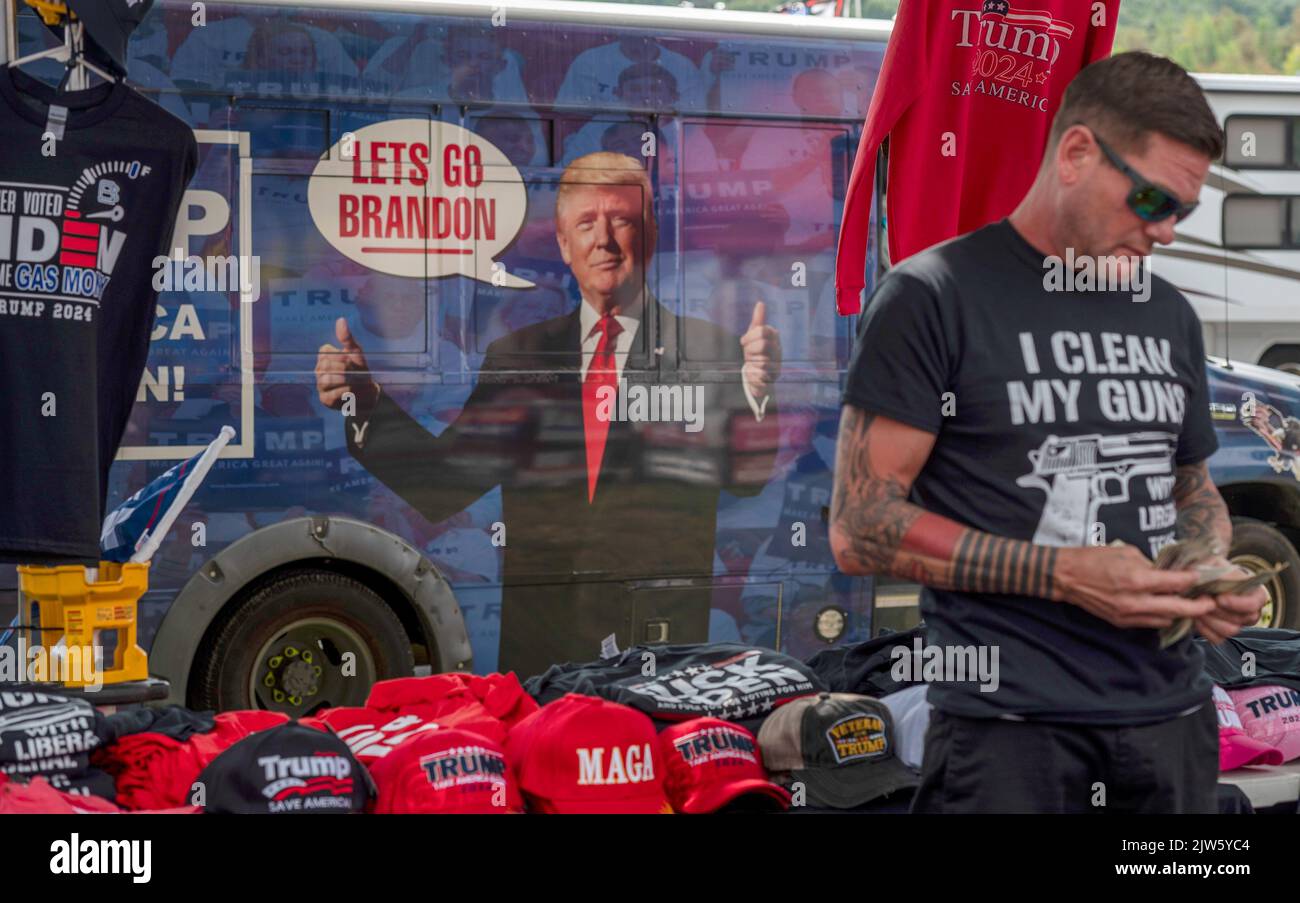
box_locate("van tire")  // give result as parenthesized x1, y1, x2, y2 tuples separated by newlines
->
(1228, 519, 1300, 630)
(191, 569, 414, 715)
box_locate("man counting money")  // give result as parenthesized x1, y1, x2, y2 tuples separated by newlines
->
(831, 53, 1267, 814)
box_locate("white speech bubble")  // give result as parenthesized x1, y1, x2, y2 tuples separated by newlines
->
(308, 119, 533, 288)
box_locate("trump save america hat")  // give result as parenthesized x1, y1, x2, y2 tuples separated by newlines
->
(197, 721, 372, 814)
(659, 718, 789, 814)
(505, 694, 670, 814)
(369, 728, 522, 814)
(758, 692, 918, 808)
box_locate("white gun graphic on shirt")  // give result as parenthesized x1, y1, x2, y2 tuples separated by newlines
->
(1016, 432, 1175, 547)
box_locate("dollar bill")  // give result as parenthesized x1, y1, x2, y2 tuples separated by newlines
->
(1186, 565, 1288, 599)
(1148, 538, 1288, 648)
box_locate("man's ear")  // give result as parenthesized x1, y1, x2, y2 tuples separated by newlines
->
(1056, 125, 1096, 187)
(556, 227, 573, 267)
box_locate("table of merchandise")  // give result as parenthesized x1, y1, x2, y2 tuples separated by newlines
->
(40, 678, 170, 714)
(1220, 763, 1300, 810)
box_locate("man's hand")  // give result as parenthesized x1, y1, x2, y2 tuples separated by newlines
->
(316, 317, 379, 413)
(1055, 544, 1217, 630)
(740, 301, 781, 400)
(1189, 555, 1268, 644)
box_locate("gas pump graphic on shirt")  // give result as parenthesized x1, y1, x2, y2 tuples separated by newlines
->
(1016, 431, 1176, 547)
(59, 161, 143, 281)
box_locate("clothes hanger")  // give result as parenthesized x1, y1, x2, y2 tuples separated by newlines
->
(7, 0, 117, 90)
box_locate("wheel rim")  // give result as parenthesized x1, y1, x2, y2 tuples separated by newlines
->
(1229, 552, 1285, 629)
(248, 617, 377, 717)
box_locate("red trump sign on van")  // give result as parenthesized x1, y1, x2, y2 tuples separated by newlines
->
(308, 119, 533, 287)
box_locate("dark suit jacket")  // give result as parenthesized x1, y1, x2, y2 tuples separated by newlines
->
(346, 299, 779, 674)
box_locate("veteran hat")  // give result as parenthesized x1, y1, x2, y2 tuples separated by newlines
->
(757, 692, 918, 808)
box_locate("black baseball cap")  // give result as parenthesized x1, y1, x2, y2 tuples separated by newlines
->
(757, 692, 919, 808)
(41, 0, 155, 77)
(197, 721, 373, 814)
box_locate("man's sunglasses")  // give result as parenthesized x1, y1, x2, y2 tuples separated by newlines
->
(1091, 131, 1199, 224)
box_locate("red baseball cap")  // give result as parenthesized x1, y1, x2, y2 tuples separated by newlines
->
(505, 694, 671, 814)
(659, 718, 790, 814)
(369, 729, 523, 814)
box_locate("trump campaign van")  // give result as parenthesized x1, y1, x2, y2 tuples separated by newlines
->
(2, 0, 1299, 715)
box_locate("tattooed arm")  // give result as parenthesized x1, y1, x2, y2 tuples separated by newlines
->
(1170, 459, 1265, 643)
(829, 405, 1059, 596)
(1170, 459, 1232, 552)
(829, 405, 1218, 630)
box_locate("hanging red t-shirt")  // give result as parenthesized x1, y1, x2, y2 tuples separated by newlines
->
(835, 0, 1121, 314)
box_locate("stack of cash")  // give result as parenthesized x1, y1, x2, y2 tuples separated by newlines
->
(1150, 537, 1288, 647)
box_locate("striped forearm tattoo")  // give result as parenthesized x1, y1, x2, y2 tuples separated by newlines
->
(953, 532, 1058, 597)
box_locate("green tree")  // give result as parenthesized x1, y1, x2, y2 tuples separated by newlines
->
(601, 0, 1300, 75)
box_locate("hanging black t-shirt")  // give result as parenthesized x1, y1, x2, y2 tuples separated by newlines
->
(0, 68, 197, 564)
(843, 219, 1218, 725)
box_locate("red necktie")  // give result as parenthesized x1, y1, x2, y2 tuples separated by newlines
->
(582, 313, 623, 503)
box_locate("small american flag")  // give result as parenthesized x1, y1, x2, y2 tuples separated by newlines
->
(99, 426, 234, 563)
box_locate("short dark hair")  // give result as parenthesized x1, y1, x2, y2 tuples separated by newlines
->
(1049, 51, 1224, 160)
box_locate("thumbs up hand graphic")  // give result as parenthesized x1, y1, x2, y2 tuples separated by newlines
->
(316, 317, 380, 413)
(740, 301, 782, 400)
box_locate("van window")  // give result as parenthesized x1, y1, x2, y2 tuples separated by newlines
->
(1223, 194, 1289, 248)
(237, 107, 329, 160)
(1224, 116, 1289, 168)
(467, 113, 554, 168)
(679, 121, 847, 369)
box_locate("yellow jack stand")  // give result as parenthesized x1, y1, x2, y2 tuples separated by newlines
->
(16, 561, 151, 688)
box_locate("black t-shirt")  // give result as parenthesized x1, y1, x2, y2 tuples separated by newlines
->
(524, 643, 825, 733)
(843, 220, 1217, 725)
(0, 68, 197, 564)
(806, 625, 929, 696)
(0, 687, 102, 779)
(1197, 628, 1300, 695)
